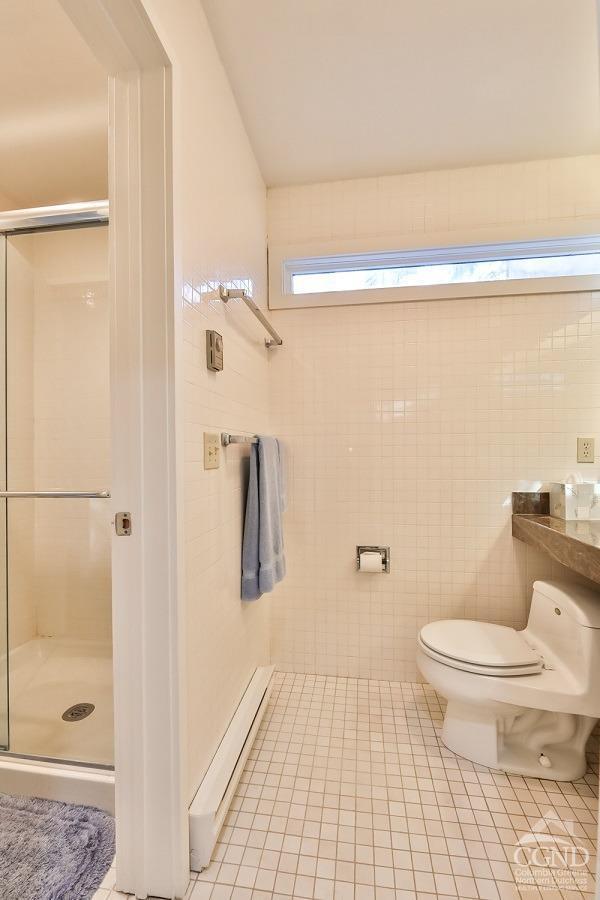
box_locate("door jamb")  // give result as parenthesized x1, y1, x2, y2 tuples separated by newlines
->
(57, 2, 187, 897)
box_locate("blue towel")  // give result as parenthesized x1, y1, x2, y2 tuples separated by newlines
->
(241, 436, 286, 600)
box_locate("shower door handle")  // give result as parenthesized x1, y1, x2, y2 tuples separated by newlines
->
(0, 490, 111, 498)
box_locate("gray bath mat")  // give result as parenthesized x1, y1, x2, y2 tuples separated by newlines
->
(0, 793, 115, 900)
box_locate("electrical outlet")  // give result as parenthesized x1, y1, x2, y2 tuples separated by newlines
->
(577, 437, 595, 463)
(204, 432, 221, 469)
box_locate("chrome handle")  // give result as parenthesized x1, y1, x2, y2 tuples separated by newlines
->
(0, 490, 111, 498)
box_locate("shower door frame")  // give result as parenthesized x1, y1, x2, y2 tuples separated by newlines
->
(56, 3, 188, 899)
(0, 214, 111, 768)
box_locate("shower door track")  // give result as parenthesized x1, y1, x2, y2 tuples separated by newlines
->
(0, 749, 114, 771)
(0, 201, 108, 235)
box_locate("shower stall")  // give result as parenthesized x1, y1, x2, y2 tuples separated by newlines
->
(0, 203, 113, 805)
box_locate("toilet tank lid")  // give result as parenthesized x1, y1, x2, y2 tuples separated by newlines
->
(533, 580, 600, 628)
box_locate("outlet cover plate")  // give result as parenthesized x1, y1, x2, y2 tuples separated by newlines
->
(204, 432, 220, 469)
(577, 437, 595, 463)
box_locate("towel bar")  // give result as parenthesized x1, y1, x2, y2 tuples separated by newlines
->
(219, 285, 283, 349)
(221, 433, 258, 446)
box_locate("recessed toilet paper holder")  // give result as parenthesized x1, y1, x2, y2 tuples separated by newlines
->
(356, 545, 390, 573)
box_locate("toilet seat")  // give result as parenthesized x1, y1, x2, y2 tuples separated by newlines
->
(419, 620, 544, 677)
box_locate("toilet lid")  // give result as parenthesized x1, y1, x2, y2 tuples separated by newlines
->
(419, 620, 542, 671)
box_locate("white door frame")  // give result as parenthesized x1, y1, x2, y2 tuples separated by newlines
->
(58, 2, 187, 897)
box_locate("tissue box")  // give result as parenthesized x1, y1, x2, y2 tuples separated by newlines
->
(549, 482, 600, 521)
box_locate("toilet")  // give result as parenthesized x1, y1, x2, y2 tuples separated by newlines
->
(417, 580, 600, 780)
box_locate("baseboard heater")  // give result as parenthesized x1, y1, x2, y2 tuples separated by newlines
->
(189, 665, 274, 871)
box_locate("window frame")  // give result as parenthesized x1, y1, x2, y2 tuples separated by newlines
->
(268, 230, 600, 310)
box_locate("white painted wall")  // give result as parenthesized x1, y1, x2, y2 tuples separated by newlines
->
(268, 156, 600, 681)
(140, 0, 271, 800)
(0, 189, 18, 211)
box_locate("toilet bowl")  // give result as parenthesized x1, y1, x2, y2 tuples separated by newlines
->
(416, 580, 600, 780)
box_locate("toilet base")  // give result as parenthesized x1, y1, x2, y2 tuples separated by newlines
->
(442, 700, 596, 781)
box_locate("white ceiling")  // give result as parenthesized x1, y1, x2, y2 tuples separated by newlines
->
(201, 0, 600, 187)
(1, 1, 597, 205)
(0, 0, 108, 210)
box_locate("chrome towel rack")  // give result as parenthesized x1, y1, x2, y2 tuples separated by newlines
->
(0, 490, 110, 498)
(221, 433, 257, 446)
(219, 285, 283, 349)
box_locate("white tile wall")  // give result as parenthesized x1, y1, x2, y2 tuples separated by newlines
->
(267, 157, 600, 681)
(143, 0, 272, 797)
(184, 279, 272, 796)
(268, 156, 600, 247)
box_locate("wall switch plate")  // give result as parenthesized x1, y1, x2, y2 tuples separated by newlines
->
(206, 330, 224, 371)
(577, 437, 595, 463)
(204, 432, 221, 469)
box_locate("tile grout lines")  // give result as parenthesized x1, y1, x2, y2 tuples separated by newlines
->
(190, 672, 598, 899)
(97, 670, 598, 900)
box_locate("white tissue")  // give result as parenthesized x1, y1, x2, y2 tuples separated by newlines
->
(359, 551, 383, 573)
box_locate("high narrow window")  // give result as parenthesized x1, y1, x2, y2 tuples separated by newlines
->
(282, 236, 600, 298)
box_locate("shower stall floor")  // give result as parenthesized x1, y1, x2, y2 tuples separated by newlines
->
(7, 637, 113, 768)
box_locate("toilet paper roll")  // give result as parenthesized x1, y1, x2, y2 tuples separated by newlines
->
(359, 551, 383, 573)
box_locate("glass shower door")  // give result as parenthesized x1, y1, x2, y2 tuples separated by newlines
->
(3, 224, 112, 766)
(0, 235, 7, 750)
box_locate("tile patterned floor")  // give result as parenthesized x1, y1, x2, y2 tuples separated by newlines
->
(97, 671, 599, 900)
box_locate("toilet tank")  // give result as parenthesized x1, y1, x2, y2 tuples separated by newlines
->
(524, 580, 600, 689)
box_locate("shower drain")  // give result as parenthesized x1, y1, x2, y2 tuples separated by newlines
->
(62, 703, 95, 723)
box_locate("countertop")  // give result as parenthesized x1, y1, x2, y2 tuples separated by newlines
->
(512, 514, 600, 584)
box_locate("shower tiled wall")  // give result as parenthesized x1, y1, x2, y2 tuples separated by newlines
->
(31, 228, 111, 641)
(267, 155, 600, 681)
(6, 235, 36, 649)
(6, 227, 112, 645)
